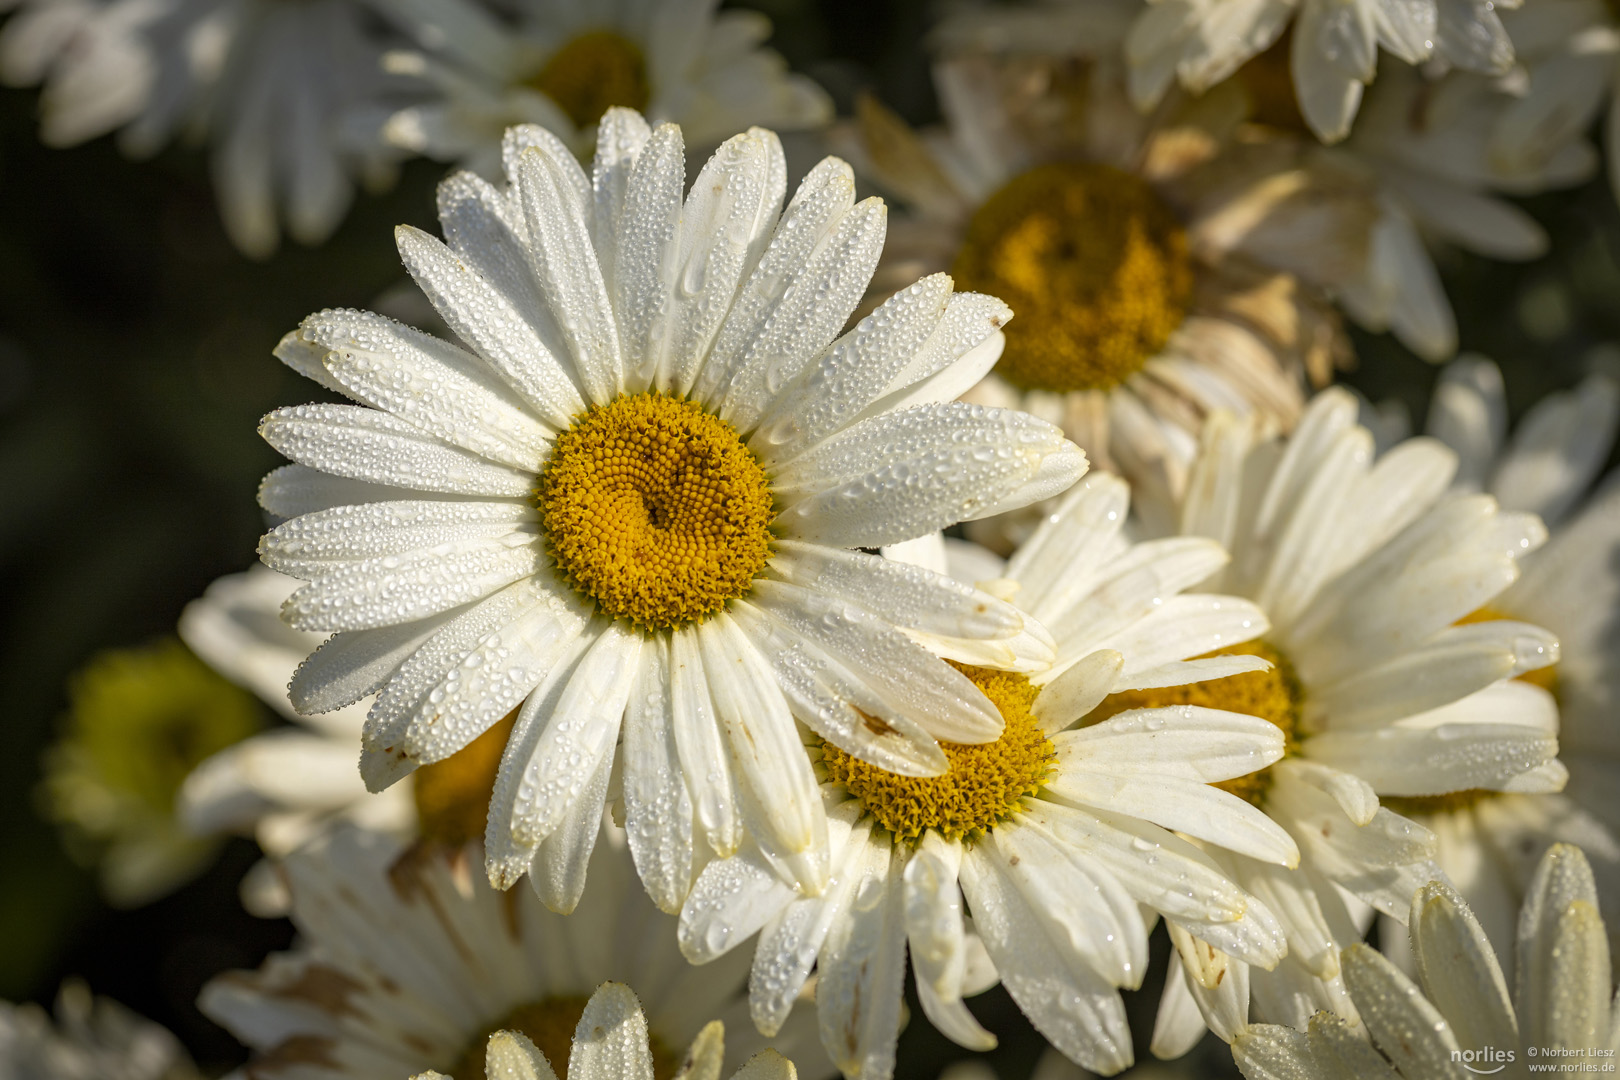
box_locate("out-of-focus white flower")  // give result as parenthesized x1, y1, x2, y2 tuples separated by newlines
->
(1233, 843, 1619, 1080)
(375, 0, 832, 175)
(0, 981, 196, 1080)
(0, 0, 409, 257)
(202, 826, 830, 1079)
(41, 637, 262, 907)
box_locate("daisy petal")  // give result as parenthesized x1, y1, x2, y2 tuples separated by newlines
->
(817, 838, 907, 1080)
(1341, 943, 1464, 1078)
(565, 983, 654, 1080)
(670, 628, 742, 859)
(621, 637, 696, 914)
(679, 844, 799, 964)
(611, 123, 684, 394)
(904, 833, 997, 1051)
(258, 463, 435, 519)
(1409, 879, 1517, 1054)
(259, 500, 535, 579)
(1054, 706, 1287, 783)
(531, 746, 613, 914)
(1516, 844, 1611, 1053)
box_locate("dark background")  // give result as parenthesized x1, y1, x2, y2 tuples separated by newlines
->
(2, 0, 1617, 1074)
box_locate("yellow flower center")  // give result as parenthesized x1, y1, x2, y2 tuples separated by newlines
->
(412, 710, 517, 848)
(818, 664, 1056, 844)
(951, 162, 1193, 393)
(1086, 642, 1301, 805)
(1235, 30, 1312, 138)
(538, 393, 775, 632)
(448, 997, 681, 1080)
(527, 30, 651, 130)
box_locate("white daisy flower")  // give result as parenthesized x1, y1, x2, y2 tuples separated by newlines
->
(1371, 357, 1620, 961)
(1117, 386, 1561, 1055)
(1233, 843, 1619, 1080)
(258, 111, 1085, 914)
(842, 53, 1350, 540)
(0, 981, 197, 1080)
(0, 0, 407, 257)
(411, 983, 798, 1080)
(201, 826, 829, 1079)
(175, 565, 416, 913)
(375, 0, 832, 176)
(678, 472, 1297, 1079)
(932, 7, 1594, 364)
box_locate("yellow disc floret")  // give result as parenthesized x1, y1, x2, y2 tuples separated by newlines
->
(951, 162, 1193, 393)
(412, 710, 517, 849)
(449, 996, 681, 1080)
(1086, 641, 1302, 805)
(819, 663, 1055, 845)
(527, 30, 650, 130)
(539, 392, 775, 632)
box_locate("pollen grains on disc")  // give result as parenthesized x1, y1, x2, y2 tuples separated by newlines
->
(538, 392, 775, 632)
(1087, 641, 1302, 806)
(412, 710, 517, 849)
(527, 30, 650, 130)
(950, 161, 1193, 393)
(449, 997, 682, 1080)
(819, 663, 1055, 845)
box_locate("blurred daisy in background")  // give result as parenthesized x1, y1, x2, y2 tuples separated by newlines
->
(374, 0, 832, 176)
(1233, 843, 1619, 1079)
(1114, 388, 1559, 1054)
(934, 6, 1595, 365)
(175, 566, 416, 915)
(40, 637, 262, 908)
(413, 983, 799, 1080)
(0, 0, 410, 257)
(257, 112, 1081, 914)
(680, 473, 1295, 1079)
(843, 53, 1348, 534)
(0, 980, 197, 1080)
(203, 827, 829, 1079)
(1373, 357, 1620, 963)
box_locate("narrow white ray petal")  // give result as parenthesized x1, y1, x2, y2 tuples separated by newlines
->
(679, 844, 799, 964)
(282, 533, 541, 633)
(670, 627, 742, 859)
(729, 1050, 797, 1080)
(484, 1031, 559, 1080)
(775, 403, 1084, 548)
(697, 616, 827, 894)
(1409, 879, 1517, 1053)
(857, 293, 1013, 422)
(289, 615, 448, 715)
(660, 130, 785, 397)
(1340, 943, 1465, 1079)
(621, 636, 696, 913)
(1032, 649, 1122, 734)
(1150, 953, 1213, 1060)
(566, 983, 655, 1080)
(1271, 758, 1379, 827)
(1005, 473, 1132, 616)
(1092, 594, 1269, 676)
(1304, 1011, 1400, 1080)
(726, 599, 949, 777)
(958, 844, 1134, 1074)
(816, 838, 907, 1080)
(508, 623, 642, 846)
(611, 123, 684, 394)
(1115, 653, 1272, 691)
(274, 328, 353, 399)
(531, 746, 612, 914)
(742, 577, 1002, 746)
(1232, 1024, 1323, 1080)
(750, 274, 953, 462)
(590, 107, 653, 285)
(904, 833, 997, 1051)
(514, 144, 623, 402)
(260, 463, 458, 519)
(1517, 844, 1611, 1054)
(1055, 707, 1287, 783)
(261, 404, 533, 497)
(260, 501, 535, 578)
(394, 225, 586, 429)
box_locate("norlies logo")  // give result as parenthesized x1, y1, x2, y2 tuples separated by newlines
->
(1454, 1048, 1517, 1075)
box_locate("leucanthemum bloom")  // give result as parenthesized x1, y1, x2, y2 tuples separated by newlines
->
(41, 638, 262, 907)
(412, 984, 798, 1080)
(1125, 387, 1561, 1054)
(201, 827, 827, 1079)
(1233, 843, 1619, 1080)
(0, 981, 197, 1080)
(376, 0, 832, 176)
(845, 53, 1348, 533)
(678, 471, 1300, 1079)
(0, 0, 409, 257)
(175, 565, 416, 914)
(258, 110, 1083, 914)
(1372, 358, 1620, 960)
